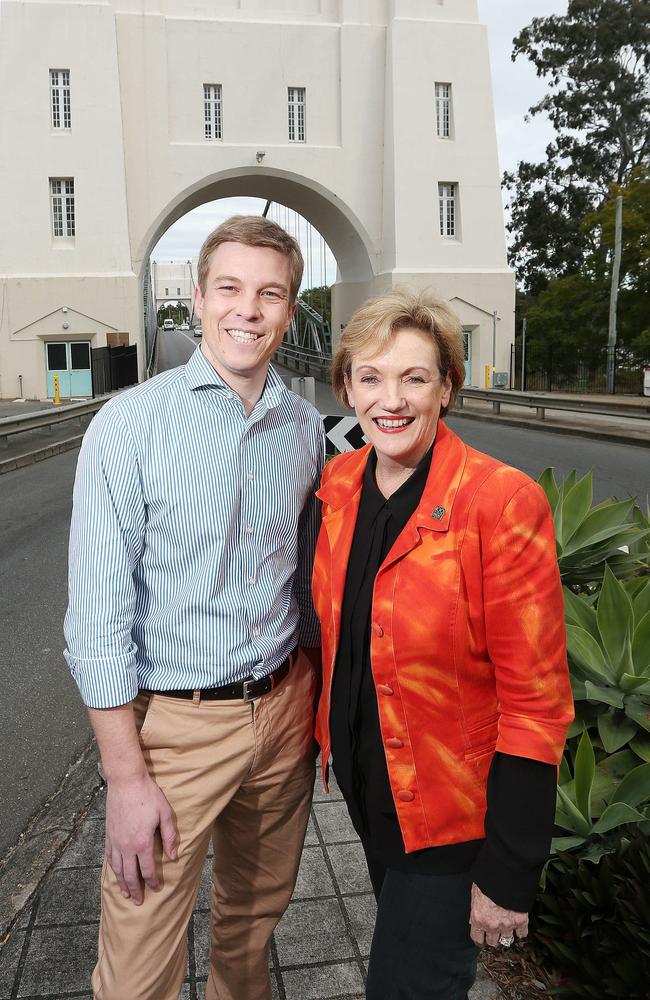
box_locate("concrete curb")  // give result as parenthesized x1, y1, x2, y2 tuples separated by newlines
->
(0, 741, 101, 939)
(0, 434, 84, 475)
(451, 407, 650, 447)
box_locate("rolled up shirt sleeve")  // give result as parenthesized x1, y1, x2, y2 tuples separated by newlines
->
(63, 404, 146, 708)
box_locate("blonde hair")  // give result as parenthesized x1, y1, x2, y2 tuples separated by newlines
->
(332, 289, 465, 418)
(197, 215, 304, 302)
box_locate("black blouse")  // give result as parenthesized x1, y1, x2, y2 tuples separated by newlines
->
(329, 444, 557, 911)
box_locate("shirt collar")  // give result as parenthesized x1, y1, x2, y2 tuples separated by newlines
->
(363, 443, 434, 521)
(184, 347, 286, 410)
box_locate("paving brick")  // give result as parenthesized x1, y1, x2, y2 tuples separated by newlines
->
(326, 842, 372, 895)
(340, 894, 376, 958)
(16, 925, 97, 996)
(292, 846, 336, 900)
(275, 899, 356, 967)
(0, 927, 25, 1000)
(55, 817, 104, 870)
(312, 801, 358, 844)
(36, 869, 101, 926)
(282, 960, 365, 1000)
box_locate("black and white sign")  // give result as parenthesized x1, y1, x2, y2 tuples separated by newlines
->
(323, 415, 366, 453)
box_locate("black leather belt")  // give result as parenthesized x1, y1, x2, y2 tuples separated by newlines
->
(141, 650, 295, 704)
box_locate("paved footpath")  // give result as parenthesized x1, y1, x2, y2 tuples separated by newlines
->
(0, 760, 503, 1000)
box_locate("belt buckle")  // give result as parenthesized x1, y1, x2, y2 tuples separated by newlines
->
(243, 679, 256, 703)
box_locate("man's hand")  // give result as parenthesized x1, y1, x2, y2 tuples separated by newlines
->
(469, 882, 529, 948)
(105, 771, 177, 905)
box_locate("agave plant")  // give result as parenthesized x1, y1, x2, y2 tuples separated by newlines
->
(532, 829, 650, 999)
(553, 729, 650, 860)
(564, 569, 650, 757)
(537, 469, 650, 585)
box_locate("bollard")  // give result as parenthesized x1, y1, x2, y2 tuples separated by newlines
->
(53, 373, 61, 406)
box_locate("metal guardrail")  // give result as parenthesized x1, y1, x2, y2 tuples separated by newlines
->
(275, 348, 649, 424)
(0, 398, 109, 446)
(274, 344, 332, 382)
(458, 387, 650, 421)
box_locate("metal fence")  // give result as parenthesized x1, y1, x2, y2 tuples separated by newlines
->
(510, 342, 650, 394)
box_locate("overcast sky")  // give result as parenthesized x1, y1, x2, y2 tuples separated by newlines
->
(152, 0, 569, 268)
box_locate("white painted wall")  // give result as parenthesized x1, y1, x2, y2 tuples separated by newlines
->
(0, 0, 513, 400)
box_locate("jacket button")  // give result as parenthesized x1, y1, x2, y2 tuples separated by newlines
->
(386, 737, 403, 749)
(397, 790, 414, 802)
(377, 684, 393, 696)
(371, 623, 384, 637)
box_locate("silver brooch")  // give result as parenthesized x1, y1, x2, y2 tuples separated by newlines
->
(431, 506, 446, 520)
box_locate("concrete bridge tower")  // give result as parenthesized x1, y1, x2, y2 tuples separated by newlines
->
(0, 0, 513, 400)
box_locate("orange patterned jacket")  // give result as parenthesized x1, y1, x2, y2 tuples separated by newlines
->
(312, 421, 573, 852)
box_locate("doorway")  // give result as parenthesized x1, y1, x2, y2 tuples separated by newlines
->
(45, 341, 92, 398)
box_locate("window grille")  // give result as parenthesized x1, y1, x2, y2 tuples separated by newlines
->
(438, 182, 457, 238)
(435, 82, 451, 138)
(50, 69, 71, 129)
(204, 84, 222, 140)
(50, 178, 75, 237)
(288, 87, 306, 142)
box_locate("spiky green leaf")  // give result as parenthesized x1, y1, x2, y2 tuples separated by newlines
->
(566, 624, 616, 684)
(610, 762, 650, 809)
(583, 681, 624, 708)
(597, 708, 638, 753)
(592, 802, 646, 835)
(561, 472, 594, 547)
(625, 697, 650, 734)
(563, 586, 599, 639)
(632, 610, 650, 676)
(561, 498, 636, 557)
(573, 728, 595, 820)
(597, 565, 634, 676)
(557, 784, 592, 836)
(538, 467, 560, 513)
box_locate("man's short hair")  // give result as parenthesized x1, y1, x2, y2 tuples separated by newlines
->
(197, 215, 304, 303)
(331, 288, 466, 419)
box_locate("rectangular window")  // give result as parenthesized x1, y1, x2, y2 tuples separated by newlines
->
(165, 287, 169, 296)
(438, 182, 457, 238)
(288, 87, 306, 142)
(50, 69, 71, 129)
(435, 82, 451, 139)
(204, 84, 222, 140)
(177, 287, 181, 295)
(50, 178, 75, 237)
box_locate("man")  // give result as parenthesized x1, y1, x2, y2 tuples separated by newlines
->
(64, 215, 324, 1000)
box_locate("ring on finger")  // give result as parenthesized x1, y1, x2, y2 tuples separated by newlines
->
(498, 934, 514, 947)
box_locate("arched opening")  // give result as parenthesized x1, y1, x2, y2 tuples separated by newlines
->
(137, 168, 377, 377)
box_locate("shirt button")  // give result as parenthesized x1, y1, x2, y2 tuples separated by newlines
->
(386, 737, 403, 749)
(245, 524, 253, 534)
(397, 790, 414, 803)
(377, 683, 393, 696)
(247, 470, 254, 480)
(371, 623, 384, 637)
(253, 627, 261, 637)
(249, 576, 255, 586)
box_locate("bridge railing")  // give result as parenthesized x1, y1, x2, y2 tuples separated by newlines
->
(274, 343, 332, 382)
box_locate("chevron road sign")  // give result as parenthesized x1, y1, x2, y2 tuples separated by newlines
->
(323, 415, 367, 453)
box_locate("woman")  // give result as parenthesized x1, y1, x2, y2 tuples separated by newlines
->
(312, 290, 573, 999)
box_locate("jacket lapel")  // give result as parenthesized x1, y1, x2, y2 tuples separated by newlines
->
(378, 422, 468, 574)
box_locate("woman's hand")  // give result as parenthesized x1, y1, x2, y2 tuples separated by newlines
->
(469, 883, 529, 948)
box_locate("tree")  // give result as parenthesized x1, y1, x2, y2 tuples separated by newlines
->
(504, 0, 650, 295)
(299, 285, 331, 327)
(519, 167, 650, 353)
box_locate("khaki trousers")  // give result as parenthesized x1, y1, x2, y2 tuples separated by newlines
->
(92, 653, 316, 1000)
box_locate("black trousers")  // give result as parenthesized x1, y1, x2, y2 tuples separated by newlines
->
(363, 848, 479, 1000)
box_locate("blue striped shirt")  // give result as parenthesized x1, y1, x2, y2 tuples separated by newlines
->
(64, 348, 324, 709)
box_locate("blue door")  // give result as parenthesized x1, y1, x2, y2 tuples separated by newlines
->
(46, 341, 92, 398)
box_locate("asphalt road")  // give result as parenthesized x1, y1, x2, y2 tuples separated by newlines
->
(0, 450, 90, 858)
(0, 335, 646, 860)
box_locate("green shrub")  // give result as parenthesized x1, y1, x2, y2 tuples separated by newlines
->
(531, 830, 650, 998)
